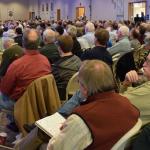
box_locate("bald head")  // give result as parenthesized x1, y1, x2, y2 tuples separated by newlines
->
(43, 29, 56, 44)
(23, 29, 39, 50)
(79, 60, 115, 96)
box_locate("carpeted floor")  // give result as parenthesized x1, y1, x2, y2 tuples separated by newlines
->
(0, 110, 18, 149)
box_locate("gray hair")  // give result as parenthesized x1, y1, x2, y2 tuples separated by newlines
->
(85, 21, 95, 33)
(79, 60, 115, 96)
(118, 25, 129, 37)
(67, 25, 77, 37)
(43, 29, 56, 43)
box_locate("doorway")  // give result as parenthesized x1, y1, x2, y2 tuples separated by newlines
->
(128, 2, 146, 21)
(76, 7, 85, 19)
(57, 9, 61, 21)
(29, 12, 35, 20)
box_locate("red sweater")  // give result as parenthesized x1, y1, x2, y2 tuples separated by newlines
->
(0, 50, 51, 100)
(73, 91, 139, 150)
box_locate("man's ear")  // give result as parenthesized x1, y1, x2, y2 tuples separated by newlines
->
(82, 85, 88, 98)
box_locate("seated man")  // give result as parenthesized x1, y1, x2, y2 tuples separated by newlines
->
(47, 60, 139, 150)
(107, 25, 131, 57)
(39, 29, 60, 64)
(16, 60, 139, 150)
(81, 28, 113, 66)
(0, 29, 51, 111)
(52, 35, 81, 100)
(0, 37, 23, 77)
(120, 52, 150, 125)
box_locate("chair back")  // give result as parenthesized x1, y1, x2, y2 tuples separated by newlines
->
(65, 72, 79, 101)
(115, 51, 136, 82)
(111, 118, 142, 150)
(14, 74, 61, 135)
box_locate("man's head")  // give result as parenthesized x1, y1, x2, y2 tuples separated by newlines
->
(143, 53, 150, 80)
(2, 37, 15, 49)
(57, 35, 73, 54)
(67, 25, 77, 38)
(85, 21, 95, 33)
(23, 29, 39, 50)
(117, 25, 129, 40)
(94, 28, 109, 46)
(43, 29, 56, 44)
(78, 60, 115, 98)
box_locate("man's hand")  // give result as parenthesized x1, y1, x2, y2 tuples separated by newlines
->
(125, 70, 139, 83)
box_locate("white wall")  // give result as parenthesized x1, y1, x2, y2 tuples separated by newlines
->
(65, 0, 90, 20)
(0, 0, 29, 21)
(1, 0, 148, 21)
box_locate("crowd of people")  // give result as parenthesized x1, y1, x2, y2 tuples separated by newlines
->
(0, 17, 150, 149)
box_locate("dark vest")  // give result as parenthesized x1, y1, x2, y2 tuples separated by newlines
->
(73, 92, 139, 150)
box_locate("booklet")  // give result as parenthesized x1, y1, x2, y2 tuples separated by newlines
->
(35, 112, 66, 137)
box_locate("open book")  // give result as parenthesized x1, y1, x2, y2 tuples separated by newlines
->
(35, 112, 66, 137)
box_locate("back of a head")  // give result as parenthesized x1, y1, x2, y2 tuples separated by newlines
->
(55, 25, 64, 35)
(67, 25, 77, 38)
(79, 60, 115, 96)
(57, 35, 73, 53)
(118, 25, 129, 37)
(85, 21, 95, 33)
(43, 29, 56, 43)
(2, 37, 15, 49)
(131, 28, 140, 39)
(95, 28, 109, 46)
(23, 29, 39, 50)
(15, 27, 23, 35)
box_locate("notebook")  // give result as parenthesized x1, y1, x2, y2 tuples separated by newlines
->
(35, 112, 66, 137)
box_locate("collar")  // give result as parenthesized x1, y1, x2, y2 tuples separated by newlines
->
(83, 91, 116, 105)
(24, 50, 39, 55)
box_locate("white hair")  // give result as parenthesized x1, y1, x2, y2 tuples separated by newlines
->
(118, 26, 129, 37)
(43, 29, 56, 43)
(85, 21, 95, 33)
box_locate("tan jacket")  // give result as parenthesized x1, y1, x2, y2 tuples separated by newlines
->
(14, 74, 61, 135)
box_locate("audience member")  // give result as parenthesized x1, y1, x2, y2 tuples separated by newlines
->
(67, 25, 82, 57)
(133, 34, 150, 70)
(0, 29, 51, 111)
(81, 28, 113, 66)
(108, 25, 131, 57)
(52, 35, 81, 100)
(120, 52, 150, 124)
(39, 29, 60, 64)
(82, 21, 95, 48)
(47, 60, 139, 150)
(130, 28, 141, 50)
(14, 27, 23, 47)
(0, 37, 23, 77)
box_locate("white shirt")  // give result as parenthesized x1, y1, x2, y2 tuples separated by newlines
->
(47, 114, 92, 150)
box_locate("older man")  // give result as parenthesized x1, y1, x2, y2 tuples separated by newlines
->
(0, 37, 23, 77)
(40, 29, 60, 64)
(107, 25, 131, 57)
(121, 52, 150, 125)
(47, 60, 139, 150)
(78, 21, 95, 49)
(0, 29, 51, 111)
